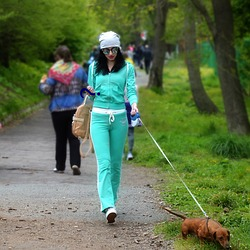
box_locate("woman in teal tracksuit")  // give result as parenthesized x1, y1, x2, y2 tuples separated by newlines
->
(87, 31, 138, 223)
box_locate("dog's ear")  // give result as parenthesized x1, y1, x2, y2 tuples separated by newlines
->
(213, 231, 217, 240)
(227, 230, 230, 240)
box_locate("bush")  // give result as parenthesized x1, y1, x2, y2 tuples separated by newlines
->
(210, 135, 250, 159)
(210, 191, 237, 209)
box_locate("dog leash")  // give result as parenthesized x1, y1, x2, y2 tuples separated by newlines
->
(139, 118, 209, 218)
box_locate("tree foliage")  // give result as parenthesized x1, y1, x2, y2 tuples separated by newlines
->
(0, 0, 99, 67)
(232, 0, 250, 95)
(232, 0, 250, 39)
(91, 0, 155, 46)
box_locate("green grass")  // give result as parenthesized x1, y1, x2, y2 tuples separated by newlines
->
(129, 59, 250, 250)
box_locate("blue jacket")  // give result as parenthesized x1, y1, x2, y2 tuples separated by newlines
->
(39, 67, 87, 112)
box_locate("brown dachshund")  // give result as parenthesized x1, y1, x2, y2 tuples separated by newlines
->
(162, 207, 231, 249)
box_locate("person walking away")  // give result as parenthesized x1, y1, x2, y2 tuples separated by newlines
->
(86, 31, 138, 223)
(134, 44, 144, 69)
(39, 45, 88, 175)
(143, 44, 152, 74)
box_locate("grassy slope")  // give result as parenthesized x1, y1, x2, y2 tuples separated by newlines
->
(130, 59, 250, 250)
(0, 60, 50, 123)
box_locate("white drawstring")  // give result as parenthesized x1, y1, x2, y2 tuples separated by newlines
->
(109, 112, 115, 124)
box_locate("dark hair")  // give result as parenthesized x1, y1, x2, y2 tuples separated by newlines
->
(95, 48, 126, 75)
(54, 45, 73, 63)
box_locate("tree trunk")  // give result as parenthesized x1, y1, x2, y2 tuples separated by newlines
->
(184, 4, 218, 114)
(191, 0, 250, 134)
(147, 0, 169, 89)
(212, 0, 250, 134)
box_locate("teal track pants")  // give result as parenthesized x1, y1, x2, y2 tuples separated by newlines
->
(90, 111, 128, 212)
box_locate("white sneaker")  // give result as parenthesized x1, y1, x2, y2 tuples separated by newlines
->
(53, 168, 64, 173)
(127, 152, 133, 160)
(105, 207, 117, 223)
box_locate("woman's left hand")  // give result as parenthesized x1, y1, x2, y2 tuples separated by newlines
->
(131, 103, 138, 116)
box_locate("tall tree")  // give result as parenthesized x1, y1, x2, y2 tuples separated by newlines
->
(148, 0, 176, 89)
(191, 0, 250, 134)
(184, 1, 218, 114)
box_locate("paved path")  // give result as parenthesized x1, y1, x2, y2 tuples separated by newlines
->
(0, 71, 173, 249)
(0, 106, 164, 224)
(135, 68, 149, 88)
(0, 68, 152, 222)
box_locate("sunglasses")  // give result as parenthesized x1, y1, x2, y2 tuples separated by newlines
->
(102, 47, 119, 55)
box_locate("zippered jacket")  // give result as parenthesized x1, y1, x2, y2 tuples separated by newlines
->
(39, 65, 87, 112)
(87, 62, 138, 110)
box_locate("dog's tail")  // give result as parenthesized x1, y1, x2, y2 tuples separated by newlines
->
(162, 206, 187, 220)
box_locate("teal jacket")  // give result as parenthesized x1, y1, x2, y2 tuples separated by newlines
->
(87, 62, 138, 110)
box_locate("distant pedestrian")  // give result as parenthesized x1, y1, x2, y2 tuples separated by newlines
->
(87, 46, 99, 70)
(86, 31, 138, 223)
(143, 44, 152, 74)
(39, 45, 88, 175)
(123, 52, 138, 160)
(134, 45, 144, 69)
(125, 101, 135, 160)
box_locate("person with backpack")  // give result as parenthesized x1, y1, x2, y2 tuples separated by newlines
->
(39, 45, 88, 175)
(86, 31, 138, 223)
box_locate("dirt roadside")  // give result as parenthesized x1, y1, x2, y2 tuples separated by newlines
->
(0, 70, 174, 250)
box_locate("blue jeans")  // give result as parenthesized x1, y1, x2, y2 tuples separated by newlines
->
(90, 111, 128, 212)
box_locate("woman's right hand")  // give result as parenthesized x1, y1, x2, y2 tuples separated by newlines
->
(86, 86, 95, 95)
